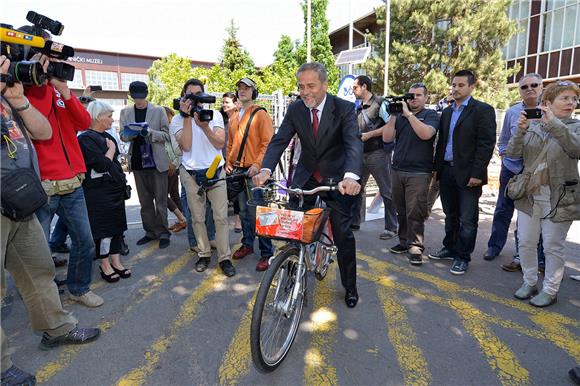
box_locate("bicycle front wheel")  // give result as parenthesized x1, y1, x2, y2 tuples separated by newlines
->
(250, 245, 305, 372)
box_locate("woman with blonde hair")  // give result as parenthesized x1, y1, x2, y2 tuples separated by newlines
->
(79, 100, 130, 282)
(508, 80, 580, 307)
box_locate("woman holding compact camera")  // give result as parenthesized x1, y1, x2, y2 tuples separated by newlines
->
(79, 100, 131, 283)
(507, 81, 580, 307)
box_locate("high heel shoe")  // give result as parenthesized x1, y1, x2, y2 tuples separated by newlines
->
(100, 266, 120, 283)
(111, 265, 131, 279)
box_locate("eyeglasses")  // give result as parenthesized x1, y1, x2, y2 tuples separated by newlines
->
(520, 83, 539, 90)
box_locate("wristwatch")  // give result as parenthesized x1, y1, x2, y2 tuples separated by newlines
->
(13, 97, 30, 112)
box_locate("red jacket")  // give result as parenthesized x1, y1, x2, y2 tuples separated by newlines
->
(25, 84, 91, 180)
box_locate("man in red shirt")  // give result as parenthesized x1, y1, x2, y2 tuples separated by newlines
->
(25, 51, 103, 308)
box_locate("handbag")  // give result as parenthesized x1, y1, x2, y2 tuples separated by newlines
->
(506, 143, 550, 200)
(226, 107, 266, 201)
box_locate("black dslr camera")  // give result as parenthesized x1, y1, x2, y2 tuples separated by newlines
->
(173, 92, 216, 122)
(0, 11, 75, 86)
(384, 93, 415, 114)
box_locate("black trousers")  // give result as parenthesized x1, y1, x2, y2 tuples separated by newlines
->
(293, 178, 357, 291)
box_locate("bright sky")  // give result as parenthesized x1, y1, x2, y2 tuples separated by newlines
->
(3, 0, 382, 66)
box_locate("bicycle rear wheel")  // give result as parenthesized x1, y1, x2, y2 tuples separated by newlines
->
(250, 245, 305, 372)
(314, 219, 334, 281)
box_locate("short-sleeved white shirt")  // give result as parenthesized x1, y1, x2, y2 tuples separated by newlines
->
(169, 111, 225, 170)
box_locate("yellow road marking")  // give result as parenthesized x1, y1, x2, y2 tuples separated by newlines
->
(218, 291, 257, 386)
(116, 271, 225, 386)
(357, 253, 579, 327)
(36, 251, 192, 384)
(304, 264, 338, 386)
(374, 276, 431, 386)
(530, 313, 580, 363)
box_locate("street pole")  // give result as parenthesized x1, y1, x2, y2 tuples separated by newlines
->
(348, 0, 353, 75)
(307, 0, 312, 62)
(384, 0, 390, 95)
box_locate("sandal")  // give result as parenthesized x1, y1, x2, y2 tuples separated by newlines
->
(111, 265, 132, 279)
(99, 266, 120, 283)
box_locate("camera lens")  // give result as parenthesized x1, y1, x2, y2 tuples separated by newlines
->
(8, 61, 45, 86)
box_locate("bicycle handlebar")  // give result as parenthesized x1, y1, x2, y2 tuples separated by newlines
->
(252, 181, 337, 196)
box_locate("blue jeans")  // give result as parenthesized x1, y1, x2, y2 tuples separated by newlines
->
(49, 216, 69, 249)
(180, 183, 215, 248)
(36, 187, 95, 296)
(439, 165, 482, 262)
(238, 179, 274, 257)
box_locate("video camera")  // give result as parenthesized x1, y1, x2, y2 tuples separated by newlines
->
(383, 93, 415, 114)
(173, 92, 216, 122)
(0, 11, 75, 86)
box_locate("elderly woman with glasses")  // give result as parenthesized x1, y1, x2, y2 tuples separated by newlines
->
(507, 80, 580, 307)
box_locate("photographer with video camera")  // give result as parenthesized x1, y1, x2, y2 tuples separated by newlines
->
(382, 82, 440, 266)
(15, 22, 105, 308)
(170, 79, 235, 278)
(1, 54, 100, 386)
(120, 81, 171, 249)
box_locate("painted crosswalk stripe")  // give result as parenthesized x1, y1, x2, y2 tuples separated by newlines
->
(116, 271, 225, 386)
(36, 251, 192, 384)
(304, 264, 338, 386)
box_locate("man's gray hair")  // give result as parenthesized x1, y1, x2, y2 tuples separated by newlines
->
(518, 73, 543, 84)
(296, 62, 328, 83)
(87, 100, 114, 120)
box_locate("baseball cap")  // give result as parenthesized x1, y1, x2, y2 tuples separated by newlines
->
(129, 81, 148, 99)
(236, 77, 257, 89)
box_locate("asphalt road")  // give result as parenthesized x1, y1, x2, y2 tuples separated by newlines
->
(2, 192, 580, 386)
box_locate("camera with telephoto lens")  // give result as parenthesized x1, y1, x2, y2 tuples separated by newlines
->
(383, 93, 415, 114)
(173, 92, 216, 122)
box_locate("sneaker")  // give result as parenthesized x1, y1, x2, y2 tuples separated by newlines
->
(256, 257, 270, 271)
(219, 260, 236, 277)
(68, 291, 104, 308)
(39, 326, 101, 351)
(0, 365, 36, 386)
(136, 235, 154, 246)
(195, 256, 210, 272)
(450, 259, 469, 275)
(529, 291, 557, 307)
(159, 238, 170, 249)
(389, 244, 408, 254)
(50, 244, 70, 254)
(379, 229, 397, 240)
(514, 283, 538, 300)
(408, 253, 423, 266)
(501, 260, 521, 272)
(233, 245, 254, 260)
(428, 248, 455, 260)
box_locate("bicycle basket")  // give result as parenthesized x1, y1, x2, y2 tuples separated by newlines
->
(256, 206, 304, 241)
(300, 207, 330, 244)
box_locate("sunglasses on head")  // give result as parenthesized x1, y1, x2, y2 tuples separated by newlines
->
(520, 83, 539, 90)
(557, 80, 576, 86)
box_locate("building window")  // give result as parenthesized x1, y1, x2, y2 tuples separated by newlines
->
(84, 70, 119, 91)
(121, 73, 149, 91)
(542, 0, 579, 52)
(69, 68, 84, 89)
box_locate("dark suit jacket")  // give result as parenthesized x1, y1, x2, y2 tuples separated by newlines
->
(434, 97, 496, 186)
(262, 93, 363, 188)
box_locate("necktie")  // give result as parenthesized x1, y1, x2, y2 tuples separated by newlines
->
(311, 108, 322, 182)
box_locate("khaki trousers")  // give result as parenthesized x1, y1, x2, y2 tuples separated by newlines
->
(179, 168, 231, 262)
(1, 214, 77, 371)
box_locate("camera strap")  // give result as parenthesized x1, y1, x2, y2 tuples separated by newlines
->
(234, 106, 266, 167)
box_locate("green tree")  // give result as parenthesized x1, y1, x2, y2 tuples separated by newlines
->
(296, 0, 340, 90)
(147, 53, 206, 107)
(259, 35, 300, 94)
(220, 19, 255, 74)
(364, 0, 519, 108)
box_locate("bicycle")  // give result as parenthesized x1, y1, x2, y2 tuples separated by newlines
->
(249, 180, 338, 373)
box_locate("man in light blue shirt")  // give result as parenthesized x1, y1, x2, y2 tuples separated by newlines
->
(443, 96, 471, 162)
(485, 73, 545, 272)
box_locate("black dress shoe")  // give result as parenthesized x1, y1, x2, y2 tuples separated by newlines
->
(52, 255, 68, 267)
(483, 251, 498, 261)
(159, 238, 170, 249)
(136, 236, 154, 246)
(50, 244, 70, 254)
(345, 288, 359, 308)
(39, 327, 101, 350)
(219, 260, 236, 277)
